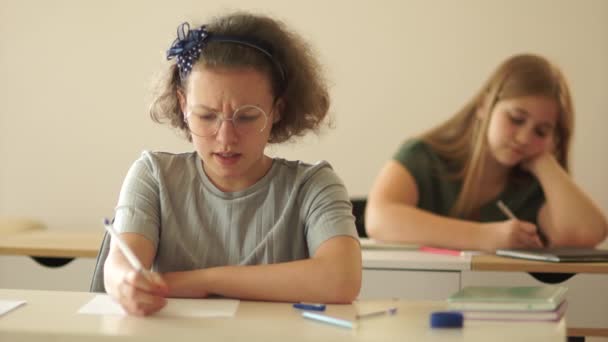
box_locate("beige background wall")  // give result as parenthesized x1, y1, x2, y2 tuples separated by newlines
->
(1, 0, 607, 245)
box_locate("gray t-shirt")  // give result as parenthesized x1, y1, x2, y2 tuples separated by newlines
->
(113, 151, 358, 273)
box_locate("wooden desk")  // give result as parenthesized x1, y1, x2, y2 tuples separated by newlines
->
(0, 235, 603, 337)
(0, 289, 565, 341)
(0, 217, 45, 235)
(363, 249, 471, 271)
(0, 230, 102, 258)
(471, 254, 608, 274)
(361, 246, 608, 338)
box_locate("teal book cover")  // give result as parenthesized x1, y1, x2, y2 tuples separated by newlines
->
(447, 286, 567, 311)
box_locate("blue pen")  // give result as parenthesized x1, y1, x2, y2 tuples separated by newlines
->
(302, 311, 357, 329)
(293, 302, 326, 311)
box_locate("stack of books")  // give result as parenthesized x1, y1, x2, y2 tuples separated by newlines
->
(447, 286, 568, 321)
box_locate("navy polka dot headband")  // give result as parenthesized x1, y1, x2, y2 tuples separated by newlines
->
(166, 22, 286, 87)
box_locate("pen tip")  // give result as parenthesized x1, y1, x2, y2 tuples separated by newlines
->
(103, 218, 110, 225)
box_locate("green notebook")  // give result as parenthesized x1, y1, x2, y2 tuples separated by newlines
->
(447, 286, 568, 311)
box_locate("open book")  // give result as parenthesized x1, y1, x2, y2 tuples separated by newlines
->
(447, 286, 567, 311)
(496, 247, 608, 262)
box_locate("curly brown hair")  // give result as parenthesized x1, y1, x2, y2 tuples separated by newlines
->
(149, 11, 330, 143)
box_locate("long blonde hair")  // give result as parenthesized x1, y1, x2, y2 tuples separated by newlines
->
(421, 54, 574, 218)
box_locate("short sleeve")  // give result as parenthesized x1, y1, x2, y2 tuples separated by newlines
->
(113, 152, 161, 248)
(391, 139, 459, 215)
(300, 163, 358, 256)
(393, 139, 436, 189)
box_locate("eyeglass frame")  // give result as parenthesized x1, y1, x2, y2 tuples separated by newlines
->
(183, 104, 271, 137)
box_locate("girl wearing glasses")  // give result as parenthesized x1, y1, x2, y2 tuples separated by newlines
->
(366, 54, 607, 252)
(103, 12, 361, 316)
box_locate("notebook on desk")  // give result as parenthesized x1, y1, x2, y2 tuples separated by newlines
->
(496, 247, 608, 263)
(460, 301, 568, 321)
(447, 286, 567, 311)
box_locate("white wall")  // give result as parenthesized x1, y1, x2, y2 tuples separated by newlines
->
(1, 0, 607, 245)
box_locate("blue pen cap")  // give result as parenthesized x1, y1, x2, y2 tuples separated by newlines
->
(430, 311, 464, 328)
(293, 303, 326, 311)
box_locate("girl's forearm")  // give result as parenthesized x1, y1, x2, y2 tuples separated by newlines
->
(365, 201, 488, 250)
(164, 241, 361, 303)
(531, 154, 607, 245)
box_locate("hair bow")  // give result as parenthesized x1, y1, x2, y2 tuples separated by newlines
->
(166, 22, 209, 79)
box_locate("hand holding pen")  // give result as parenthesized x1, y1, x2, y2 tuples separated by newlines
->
(104, 218, 169, 316)
(496, 200, 516, 220)
(495, 201, 544, 249)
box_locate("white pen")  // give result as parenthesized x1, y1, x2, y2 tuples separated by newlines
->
(496, 200, 517, 220)
(497, 201, 545, 246)
(302, 311, 357, 329)
(103, 218, 151, 280)
(355, 307, 398, 320)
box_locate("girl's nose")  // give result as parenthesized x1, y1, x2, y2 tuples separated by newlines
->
(515, 127, 534, 145)
(215, 118, 238, 143)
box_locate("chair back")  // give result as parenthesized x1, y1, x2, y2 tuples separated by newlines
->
(89, 231, 111, 292)
(351, 198, 367, 238)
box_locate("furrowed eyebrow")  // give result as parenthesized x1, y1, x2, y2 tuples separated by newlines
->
(189, 104, 219, 112)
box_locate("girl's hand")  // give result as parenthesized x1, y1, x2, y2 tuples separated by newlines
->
(111, 270, 169, 316)
(481, 219, 544, 252)
(521, 151, 557, 175)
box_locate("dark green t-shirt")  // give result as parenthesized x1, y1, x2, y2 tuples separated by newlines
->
(393, 139, 545, 224)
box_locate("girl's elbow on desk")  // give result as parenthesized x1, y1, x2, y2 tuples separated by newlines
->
(364, 204, 394, 240)
(547, 224, 608, 247)
(323, 276, 361, 304)
(365, 222, 383, 240)
(315, 257, 361, 303)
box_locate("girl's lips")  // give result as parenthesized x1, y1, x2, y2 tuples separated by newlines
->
(507, 144, 525, 156)
(213, 152, 242, 165)
(511, 148, 525, 156)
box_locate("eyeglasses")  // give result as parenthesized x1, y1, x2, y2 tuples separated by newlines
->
(184, 104, 269, 137)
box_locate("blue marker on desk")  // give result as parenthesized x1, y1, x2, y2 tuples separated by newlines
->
(293, 302, 326, 311)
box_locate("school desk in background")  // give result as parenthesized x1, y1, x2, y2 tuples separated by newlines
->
(496, 247, 608, 263)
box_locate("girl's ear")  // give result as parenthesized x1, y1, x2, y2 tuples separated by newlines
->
(272, 98, 284, 124)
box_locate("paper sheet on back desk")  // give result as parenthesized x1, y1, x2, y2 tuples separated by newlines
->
(78, 294, 239, 318)
(0, 299, 26, 316)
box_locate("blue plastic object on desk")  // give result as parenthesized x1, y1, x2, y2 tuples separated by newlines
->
(293, 303, 326, 311)
(430, 311, 464, 328)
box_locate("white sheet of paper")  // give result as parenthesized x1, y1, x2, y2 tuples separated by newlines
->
(78, 295, 239, 318)
(0, 299, 26, 316)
